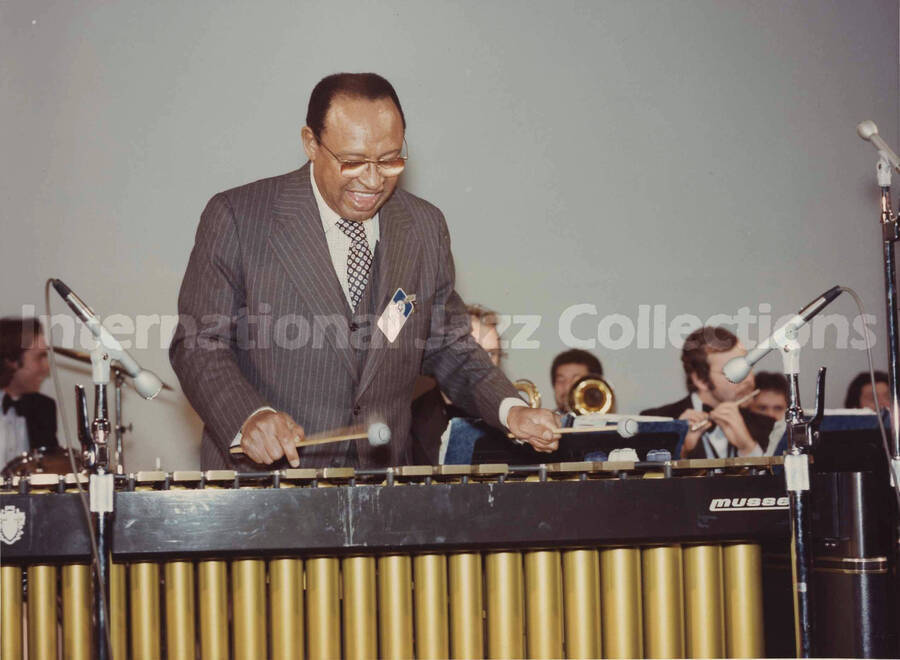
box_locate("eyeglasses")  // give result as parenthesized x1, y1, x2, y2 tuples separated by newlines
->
(485, 349, 508, 363)
(317, 138, 408, 178)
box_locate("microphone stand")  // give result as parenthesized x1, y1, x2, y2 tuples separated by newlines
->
(872, 151, 900, 645)
(112, 368, 131, 475)
(77, 349, 115, 660)
(776, 328, 825, 658)
(874, 154, 900, 481)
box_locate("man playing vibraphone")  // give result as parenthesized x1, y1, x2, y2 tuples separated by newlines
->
(170, 73, 559, 470)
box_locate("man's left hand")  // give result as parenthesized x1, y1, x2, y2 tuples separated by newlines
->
(507, 407, 561, 453)
(709, 401, 758, 455)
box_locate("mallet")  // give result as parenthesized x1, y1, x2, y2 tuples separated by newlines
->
(229, 422, 391, 455)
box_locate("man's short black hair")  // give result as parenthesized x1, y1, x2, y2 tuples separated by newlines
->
(844, 370, 889, 408)
(306, 73, 406, 140)
(755, 371, 789, 399)
(0, 317, 42, 389)
(681, 326, 738, 393)
(550, 349, 603, 383)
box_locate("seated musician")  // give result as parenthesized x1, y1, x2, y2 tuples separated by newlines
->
(410, 304, 508, 464)
(748, 371, 789, 421)
(641, 326, 774, 459)
(0, 317, 57, 468)
(550, 349, 604, 414)
(844, 370, 890, 411)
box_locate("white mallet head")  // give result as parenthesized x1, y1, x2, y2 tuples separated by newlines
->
(368, 422, 391, 447)
(616, 418, 639, 439)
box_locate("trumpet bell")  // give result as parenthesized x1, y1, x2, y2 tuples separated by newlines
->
(568, 374, 615, 415)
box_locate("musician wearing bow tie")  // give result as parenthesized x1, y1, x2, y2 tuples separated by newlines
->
(0, 317, 58, 468)
(641, 326, 775, 459)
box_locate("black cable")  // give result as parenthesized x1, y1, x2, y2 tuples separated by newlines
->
(840, 286, 900, 508)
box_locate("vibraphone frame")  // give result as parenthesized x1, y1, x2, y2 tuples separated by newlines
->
(2, 458, 791, 659)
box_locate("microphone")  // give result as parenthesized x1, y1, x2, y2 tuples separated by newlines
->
(723, 286, 843, 383)
(857, 120, 900, 173)
(52, 279, 163, 399)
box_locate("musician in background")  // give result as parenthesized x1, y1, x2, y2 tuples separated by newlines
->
(749, 371, 789, 421)
(0, 317, 57, 468)
(641, 326, 774, 458)
(844, 370, 890, 411)
(410, 305, 507, 464)
(550, 349, 604, 414)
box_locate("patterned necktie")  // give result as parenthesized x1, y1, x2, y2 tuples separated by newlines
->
(337, 219, 373, 311)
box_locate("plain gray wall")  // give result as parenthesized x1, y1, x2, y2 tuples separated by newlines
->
(2, 0, 898, 470)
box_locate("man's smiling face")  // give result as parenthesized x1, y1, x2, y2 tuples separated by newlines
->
(302, 94, 405, 222)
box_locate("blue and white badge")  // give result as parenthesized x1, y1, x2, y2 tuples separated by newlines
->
(377, 288, 416, 343)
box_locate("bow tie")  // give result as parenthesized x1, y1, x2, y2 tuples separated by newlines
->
(2, 394, 23, 416)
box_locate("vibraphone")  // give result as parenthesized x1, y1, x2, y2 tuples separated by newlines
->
(1, 457, 791, 659)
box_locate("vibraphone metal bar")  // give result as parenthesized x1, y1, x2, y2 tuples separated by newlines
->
(1, 458, 788, 659)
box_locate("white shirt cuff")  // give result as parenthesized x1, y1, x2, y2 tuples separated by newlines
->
(230, 406, 277, 447)
(500, 397, 528, 429)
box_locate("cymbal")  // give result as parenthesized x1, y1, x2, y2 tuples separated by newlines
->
(51, 346, 173, 391)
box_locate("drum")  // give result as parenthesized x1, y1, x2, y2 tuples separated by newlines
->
(1, 446, 81, 478)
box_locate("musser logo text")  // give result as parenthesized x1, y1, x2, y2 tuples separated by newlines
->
(708, 496, 789, 511)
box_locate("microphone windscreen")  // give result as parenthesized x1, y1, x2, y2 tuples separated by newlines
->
(857, 120, 878, 141)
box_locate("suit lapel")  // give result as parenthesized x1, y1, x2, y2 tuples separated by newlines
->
(269, 165, 357, 380)
(356, 192, 420, 398)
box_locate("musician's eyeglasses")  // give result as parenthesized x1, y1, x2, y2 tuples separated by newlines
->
(486, 349, 508, 364)
(317, 138, 408, 178)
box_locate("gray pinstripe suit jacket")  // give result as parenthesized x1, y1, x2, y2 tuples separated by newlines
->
(170, 164, 518, 470)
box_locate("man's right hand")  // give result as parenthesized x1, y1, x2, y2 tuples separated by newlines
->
(240, 410, 305, 467)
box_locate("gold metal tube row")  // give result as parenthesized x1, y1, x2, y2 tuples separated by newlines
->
(641, 545, 685, 659)
(130, 561, 161, 660)
(270, 558, 305, 660)
(562, 549, 601, 659)
(342, 556, 377, 660)
(1, 565, 23, 660)
(165, 561, 196, 660)
(109, 561, 127, 660)
(448, 552, 483, 659)
(723, 543, 765, 658)
(413, 554, 449, 659)
(28, 565, 58, 660)
(62, 563, 93, 660)
(378, 554, 414, 660)
(485, 551, 524, 659)
(232, 559, 267, 660)
(600, 547, 643, 658)
(524, 550, 564, 659)
(683, 544, 725, 658)
(306, 557, 341, 660)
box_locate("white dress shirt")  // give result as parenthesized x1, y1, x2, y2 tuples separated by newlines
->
(1, 396, 30, 467)
(310, 163, 380, 309)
